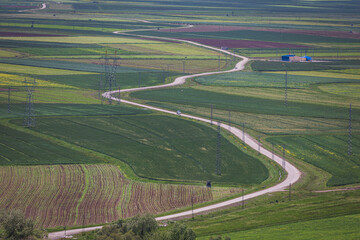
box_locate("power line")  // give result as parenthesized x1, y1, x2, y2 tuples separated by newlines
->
(7, 86, 11, 113)
(282, 144, 286, 170)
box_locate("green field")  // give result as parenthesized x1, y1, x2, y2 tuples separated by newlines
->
(6, 115, 269, 184)
(0, 124, 100, 165)
(131, 88, 358, 120)
(199, 212, 360, 240)
(268, 135, 360, 186)
(1, 0, 360, 234)
(195, 71, 360, 88)
(185, 190, 360, 238)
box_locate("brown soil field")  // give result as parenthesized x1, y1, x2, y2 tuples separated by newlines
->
(0, 165, 214, 228)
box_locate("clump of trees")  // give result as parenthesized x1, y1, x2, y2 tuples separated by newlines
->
(79, 214, 196, 240)
(0, 209, 46, 240)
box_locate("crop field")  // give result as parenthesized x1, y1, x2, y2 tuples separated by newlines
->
(1, 0, 360, 233)
(133, 29, 360, 45)
(0, 59, 154, 73)
(267, 135, 360, 186)
(251, 60, 360, 72)
(0, 63, 94, 75)
(0, 164, 213, 227)
(187, 189, 360, 238)
(0, 73, 75, 88)
(15, 115, 268, 184)
(131, 88, 359, 120)
(0, 124, 100, 165)
(0, 103, 149, 119)
(235, 48, 360, 58)
(195, 71, 360, 88)
(199, 213, 360, 240)
(34, 72, 178, 90)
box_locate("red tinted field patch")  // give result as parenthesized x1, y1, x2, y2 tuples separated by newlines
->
(182, 38, 308, 48)
(160, 25, 249, 33)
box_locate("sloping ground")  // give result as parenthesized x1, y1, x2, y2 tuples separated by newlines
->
(0, 165, 212, 227)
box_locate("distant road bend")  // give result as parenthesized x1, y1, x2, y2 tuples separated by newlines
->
(48, 27, 301, 240)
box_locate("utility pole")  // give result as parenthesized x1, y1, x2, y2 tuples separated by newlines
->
(228, 111, 231, 131)
(284, 70, 288, 107)
(272, 143, 274, 160)
(242, 123, 245, 142)
(242, 188, 245, 209)
(191, 192, 194, 219)
(7, 86, 11, 113)
(210, 104, 213, 125)
(118, 86, 121, 104)
(282, 144, 286, 170)
(289, 183, 292, 201)
(348, 103, 352, 155)
(218, 55, 221, 71)
(138, 72, 141, 88)
(258, 136, 261, 154)
(216, 121, 222, 175)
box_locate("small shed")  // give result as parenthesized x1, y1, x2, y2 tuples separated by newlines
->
(282, 54, 295, 61)
(303, 56, 312, 61)
(282, 55, 312, 62)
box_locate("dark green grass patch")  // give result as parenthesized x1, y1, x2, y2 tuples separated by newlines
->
(131, 88, 360, 120)
(134, 30, 359, 44)
(0, 103, 149, 118)
(0, 124, 100, 165)
(16, 47, 138, 56)
(0, 59, 159, 73)
(195, 71, 359, 88)
(0, 39, 98, 49)
(22, 115, 268, 184)
(211, 213, 360, 240)
(37, 72, 178, 90)
(251, 60, 360, 72)
(268, 134, 360, 186)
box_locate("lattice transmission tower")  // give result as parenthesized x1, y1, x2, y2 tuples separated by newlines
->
(103, 50, 119, 104)
(24, 78, 36, 128)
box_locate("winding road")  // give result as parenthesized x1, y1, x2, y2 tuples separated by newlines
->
(48, 28, 301, 240)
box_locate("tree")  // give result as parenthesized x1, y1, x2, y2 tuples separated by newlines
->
(122, 214, 158, 238)
(169, 222, 196, 240)
(0, 209, 46, 240)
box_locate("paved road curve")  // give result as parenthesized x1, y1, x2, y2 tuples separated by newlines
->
(48, 30, 301, 240)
